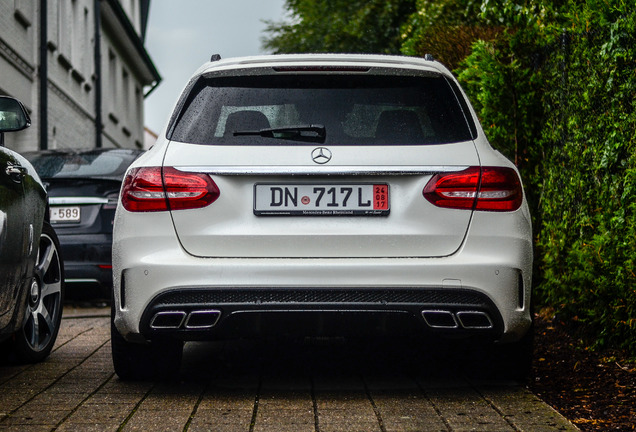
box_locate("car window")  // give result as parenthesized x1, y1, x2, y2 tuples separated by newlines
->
(25, 150, 142, 180)
(169, 74, 474, 146)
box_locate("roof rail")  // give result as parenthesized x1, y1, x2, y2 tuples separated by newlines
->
(210, 54, 222, 62)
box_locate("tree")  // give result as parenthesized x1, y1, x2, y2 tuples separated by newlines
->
(262, 0, 416, 54)
(401, 0, 498, 70)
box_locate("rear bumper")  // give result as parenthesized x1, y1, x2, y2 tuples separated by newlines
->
(113, 212, 533, 344)
(139, 287, 505, 340)
(58, 233, 112, 288)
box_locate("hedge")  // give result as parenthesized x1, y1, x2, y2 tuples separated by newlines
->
(454, 0, 636, 355)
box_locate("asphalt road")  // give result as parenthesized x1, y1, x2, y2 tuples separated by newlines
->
(0, 305, 579, 431)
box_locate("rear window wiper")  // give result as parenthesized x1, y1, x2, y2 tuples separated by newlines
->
(233, 124, 326, 143)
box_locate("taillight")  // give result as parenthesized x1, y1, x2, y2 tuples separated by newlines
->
(121, 167, 220, 212)
(423, 167, 480, 210)
(121, 167, 166, 212)
(162, 167, 220, 210)
(423, 166, 522, 212)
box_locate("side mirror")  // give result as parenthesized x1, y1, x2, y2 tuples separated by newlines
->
(0, 96, 31, 133)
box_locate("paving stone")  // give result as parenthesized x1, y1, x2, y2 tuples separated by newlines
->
(258, 391, 313, 409)
(481, 385, 579, 432)
(26, 391, 88, 409)
(197, 392, 256, 411)
(57, 422, 123, 432)
(83, 392, 146, 405)
(121, 409, 191, 431)
(255, 407, 315, 428)
(139, 398, 198, 411)
(318, 420, 383, 432)
(187, 416, 252, 432)
(381, 414, 449, 432)
(0, 407, 69, 426)
(316, 391, 375, 411)
(0, 425, 53, 432)
(62, 402, 133, 424)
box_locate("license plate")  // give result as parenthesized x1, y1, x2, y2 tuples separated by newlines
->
(254, 183, 389, 216)
(50, 206, 81, 223)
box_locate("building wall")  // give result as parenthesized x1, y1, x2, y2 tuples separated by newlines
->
(119, 0, 141, 35)
(47, 82, 96, 150)
(46, 0, 97, 151)
(0, 0, 158, 153)
(101, 30, 146, 149)
(0, 0, 38, 152)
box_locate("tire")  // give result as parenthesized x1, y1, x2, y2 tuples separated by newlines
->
(11, 222, 65, 363)
(494, 325, 534, 381)
(111, 309, 183, 381)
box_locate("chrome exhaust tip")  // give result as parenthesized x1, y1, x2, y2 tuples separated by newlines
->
(150, 311, 186, 329)
(421, 310, 458, 329)
(456, 311, 493, 329)
(184, 310, 221, 329)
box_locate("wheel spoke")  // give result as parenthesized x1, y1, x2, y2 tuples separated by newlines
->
(36, 239, 55, 280)
(41, 279, 62, 298)
(26, 309, 40, 348)
(38, 304, 55, 338)
(26, 303, 53, 351)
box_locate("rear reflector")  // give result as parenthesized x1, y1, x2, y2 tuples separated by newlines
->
(423, 166, 522, 212)
(121, 167, 220, 212)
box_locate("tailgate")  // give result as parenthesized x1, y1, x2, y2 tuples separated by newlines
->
(164, 141, 479, 258)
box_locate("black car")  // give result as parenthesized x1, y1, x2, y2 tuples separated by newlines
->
(24, 148, 143, 298)
(0, 96, 64, 363)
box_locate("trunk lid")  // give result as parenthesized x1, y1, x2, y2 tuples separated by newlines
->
(164, 140, 479, 258)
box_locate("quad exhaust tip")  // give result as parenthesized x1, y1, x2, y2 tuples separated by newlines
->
(150, 310, 221, 330)
(149, 309, 491, 331)
(150, 311, 186, 329)
(184, 310, 221, 329)
(421, 310, 493, 330)
(456, 311, 493, 329)
(421, 310, 458, 329)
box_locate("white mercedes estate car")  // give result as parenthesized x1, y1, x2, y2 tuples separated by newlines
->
(111, 54, 533, 380)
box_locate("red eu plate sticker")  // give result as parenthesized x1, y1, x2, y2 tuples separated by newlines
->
(374, 184, 389, 210)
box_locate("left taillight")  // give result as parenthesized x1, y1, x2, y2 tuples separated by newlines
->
(121, 167, 220, 212)
(423, 166, 523, 212)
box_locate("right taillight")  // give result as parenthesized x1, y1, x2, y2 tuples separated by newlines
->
(423, 166, 522, 212)
(121, 166, 220, 212)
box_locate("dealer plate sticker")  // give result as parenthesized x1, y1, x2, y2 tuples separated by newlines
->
(254, 183, 389, 216)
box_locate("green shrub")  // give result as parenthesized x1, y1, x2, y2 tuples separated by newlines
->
(457, 0, 636, 355)
(535, 2, 636, 354)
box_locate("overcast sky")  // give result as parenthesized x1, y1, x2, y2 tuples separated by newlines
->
(143, 0, 287, 133)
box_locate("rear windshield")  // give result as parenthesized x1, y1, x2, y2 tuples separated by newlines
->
(24, 150, 142, 180)
(169, 74, 475, 145)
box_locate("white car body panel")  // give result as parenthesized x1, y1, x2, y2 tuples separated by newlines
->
(164, 141, 480, 258)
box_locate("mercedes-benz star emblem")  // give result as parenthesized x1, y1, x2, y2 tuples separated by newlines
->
(311, 147, 332, 164)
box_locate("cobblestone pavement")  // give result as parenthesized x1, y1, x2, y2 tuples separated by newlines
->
(0, 306, 579, 431)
